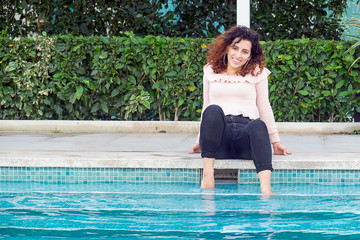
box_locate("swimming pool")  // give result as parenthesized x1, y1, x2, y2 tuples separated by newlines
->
(1, 181, 360, 240)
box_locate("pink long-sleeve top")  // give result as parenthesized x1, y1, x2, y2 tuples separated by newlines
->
(197, 64, 280, 144)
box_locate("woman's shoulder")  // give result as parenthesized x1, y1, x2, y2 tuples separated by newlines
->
(254, 67, 271, 79)
(203, 64, 271, 84)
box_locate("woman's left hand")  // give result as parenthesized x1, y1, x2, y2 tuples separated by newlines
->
(273, 142, 292, 155)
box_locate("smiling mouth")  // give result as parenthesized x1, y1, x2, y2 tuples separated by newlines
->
(232, 58, 241, 64)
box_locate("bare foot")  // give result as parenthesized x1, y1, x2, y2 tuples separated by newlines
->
(260, 186, 272, 195)
(260, 185, 277, 200)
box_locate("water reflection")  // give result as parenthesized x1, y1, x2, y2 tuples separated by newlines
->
(201, 190, 216, 216)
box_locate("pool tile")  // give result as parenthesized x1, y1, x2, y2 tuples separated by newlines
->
(1, 167, 360, 185)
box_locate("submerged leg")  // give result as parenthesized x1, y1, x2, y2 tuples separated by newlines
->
(258, 170, 273, 196)
(235, 119, 273, 195)
(199, 105, 228, 190)
(201, 157, 215, 189)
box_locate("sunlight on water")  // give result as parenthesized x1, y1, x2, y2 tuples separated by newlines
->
(1, 183, 360, 239)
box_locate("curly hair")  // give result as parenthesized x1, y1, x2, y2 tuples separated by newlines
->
(207, 25, 266, 77)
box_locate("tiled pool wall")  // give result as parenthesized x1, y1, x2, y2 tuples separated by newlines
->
(239, 169, 360, 184)
(1, 167, 360, 184)
(0, 167, 201, 184)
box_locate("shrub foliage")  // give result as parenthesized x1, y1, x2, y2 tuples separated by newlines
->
(0, 0, 351, 40)
(0, 33, 358, 122)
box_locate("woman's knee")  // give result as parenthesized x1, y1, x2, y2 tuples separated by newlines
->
(202, 105, 225, 123)
(203, 105, 224, 117)
(246, 119, 269, 138)
(200, 105, 225, 133)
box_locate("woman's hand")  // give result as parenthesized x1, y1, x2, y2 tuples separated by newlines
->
(189, 143, 201, 154)
(273, 142, 292, 155)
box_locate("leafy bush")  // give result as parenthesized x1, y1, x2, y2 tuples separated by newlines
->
(0, 33, 358, 122)
(345, 14, 360, 69)
(0, 0, 351, 40)
(344, 13, 360, 121)
(265, 38, 359, 122)
(0, 32, 206, 120)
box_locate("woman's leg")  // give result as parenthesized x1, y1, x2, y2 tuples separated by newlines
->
(199, 105, 229, 189)
(258, 170, 272, 196)
(234, 119, 273, 195)
(201, 158, 215, 189)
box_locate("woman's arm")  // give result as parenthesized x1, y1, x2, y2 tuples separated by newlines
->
(255, 74, 280, 143)
(190, 66, 211, 154)
(195, 66, 211, 144)
(255, 73, 291, 155)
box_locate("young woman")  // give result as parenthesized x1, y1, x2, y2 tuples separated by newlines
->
(189, 26, 291, 196)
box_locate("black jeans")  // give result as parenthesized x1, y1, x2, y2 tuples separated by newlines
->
(199, 105, 273, 173)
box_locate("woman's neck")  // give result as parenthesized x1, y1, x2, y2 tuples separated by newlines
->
(224, 67, 241, 75)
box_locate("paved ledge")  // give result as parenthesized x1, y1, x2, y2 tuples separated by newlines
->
(1, 120, 360, 134)
(0, 151, 359, 170)
(0, 133, 359, 171)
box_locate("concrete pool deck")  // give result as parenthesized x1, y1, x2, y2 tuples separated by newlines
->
(0, 121, 360, 171)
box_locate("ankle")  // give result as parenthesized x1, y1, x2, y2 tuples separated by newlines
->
(260, 184, 272, 195)
(201, 172, 215, 189)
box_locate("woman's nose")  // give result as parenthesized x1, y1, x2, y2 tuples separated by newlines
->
(235, 51, 242, 58)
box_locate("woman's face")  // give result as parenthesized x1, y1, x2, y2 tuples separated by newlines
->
(226, 38, 252, 74)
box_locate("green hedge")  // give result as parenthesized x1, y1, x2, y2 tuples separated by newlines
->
(0, 33, 359, 122)
(0, 0, 351, 41)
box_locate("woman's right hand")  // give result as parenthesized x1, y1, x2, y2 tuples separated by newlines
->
(273, 142, 292, 156)
(189, 143, 201, 154)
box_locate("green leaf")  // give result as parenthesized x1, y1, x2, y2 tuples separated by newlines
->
(91, 70, 98, 76)
(128, 75, 136, 84)
(43, 99, 51, 105)
(269, 84, 276, 93)
(4, 62, 18, 72)
(140, 100, 150, 109)
(100, 36, 109, 44)
(53, 104, 63, 116)
(57, 92, 65, 101)
(69, 92, 76, 104)
(73, 45, 82, 51)
(339, 91, 349, 97)
(188, 86, 196, 91)
(130, 37, 140, 44)
(101, 101, 109, 113)
(178, 98, 185, 107)
(321, 90, 331, 96)
(300, 108, 308, 114)
(99, 51, 108, 59)
(91, 103, 100, 113)
(350, 71, 359, 77)
(152, 81, 162, 89)
(298, 90, 309, 96)
(166, 71, 177, 77)
(75, 86, 84, 100)
(336, 45, 344, 50)
(111, 88, 121, 97)
(335, 80, 344, 89)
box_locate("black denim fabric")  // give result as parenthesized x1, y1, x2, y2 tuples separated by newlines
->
(199, 105, 273, 173)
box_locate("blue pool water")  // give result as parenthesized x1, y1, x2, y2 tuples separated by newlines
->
(1, 182, 360, 239)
